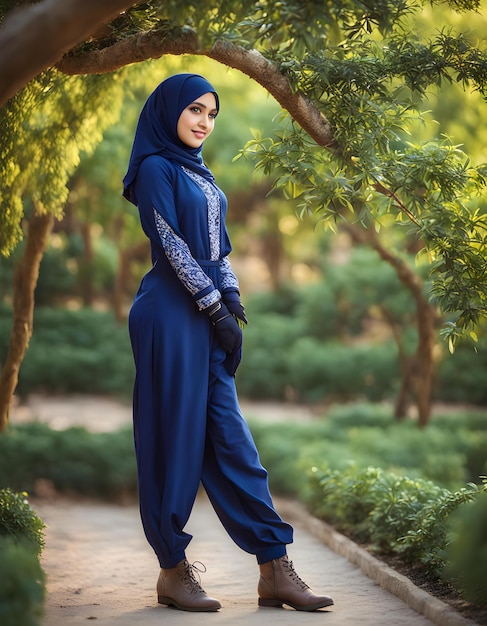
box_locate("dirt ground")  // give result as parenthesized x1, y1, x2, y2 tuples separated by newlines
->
(32, 492, 447, 626)
(9, 393, 315, 432)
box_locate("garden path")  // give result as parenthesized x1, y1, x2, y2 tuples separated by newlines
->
(10, 395, 475, 626)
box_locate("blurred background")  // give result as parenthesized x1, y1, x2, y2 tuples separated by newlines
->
(1, 3, 487, 620)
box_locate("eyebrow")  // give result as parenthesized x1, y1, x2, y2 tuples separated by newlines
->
(191, 100, 218, 113)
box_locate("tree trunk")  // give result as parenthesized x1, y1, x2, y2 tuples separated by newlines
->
(379, 304, 411, 419)
(394, 361, 413, 419)
(345, 224, 440, 426)
(413, 296, 438, 427)
(112, 215, 125, 323)
(114, 238, 149, 323)
(79, 221, 94, 305)
(0, 208, 54, 432)
(262, 215, 284, 291)
(0, 0, 136, 105)
(113, 247, 126, 324)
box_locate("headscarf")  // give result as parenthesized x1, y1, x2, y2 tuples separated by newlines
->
(123, 73, 220, 205)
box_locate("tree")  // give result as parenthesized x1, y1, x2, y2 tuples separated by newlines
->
(0, 0, 137, 105)
(0, 69, 129, 430)
(2, 0, 487, 428)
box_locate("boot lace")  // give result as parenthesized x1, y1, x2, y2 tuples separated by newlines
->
(178, 560, 207, 595)
(283, 558, 310, 591)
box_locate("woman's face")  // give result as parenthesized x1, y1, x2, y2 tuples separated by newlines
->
(177, 91, 218, 148)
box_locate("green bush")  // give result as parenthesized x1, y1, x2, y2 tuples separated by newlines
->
(0, 424, 137, 500)
(0, 489, 46, 626)
(294, 282, 341, 341)
(1, 234, 119, 307)
(247, 419, 332, 495)
(237, 313, 303, 399)
(324, 402, 394, 428)
(287, 339, 398, 402)
(250, 405, 487, 492)
(2, 282, 487, 406)
(245, 284, 301, 317)
(0, 537, 46, 626)
(344, 424, 469, 487)
(444, 491, 487, 606)
(307, 464, 479, 576)
(398, 484, 481, 572)
(0, 307, 135, 398)
(309, 465, 383, 542)
(437, 340, 487, 405)
(34, 247, 76, 306)
(0, 489, 45, 555)
(239, 328, 399, 402)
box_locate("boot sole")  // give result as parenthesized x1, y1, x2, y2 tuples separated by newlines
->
(258, 597, 334, 611)
(158, 595, 221, 612)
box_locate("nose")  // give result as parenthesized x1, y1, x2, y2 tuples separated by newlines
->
(198, 116, 207, 128)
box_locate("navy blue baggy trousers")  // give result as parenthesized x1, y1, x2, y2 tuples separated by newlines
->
(131, 335, 294, 569)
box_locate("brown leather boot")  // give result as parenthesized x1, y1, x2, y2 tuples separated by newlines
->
(157, 559, 221, 612)
(258, 555, 334, 611)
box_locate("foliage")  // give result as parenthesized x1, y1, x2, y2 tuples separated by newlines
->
(437, 336, 487, 404)
(2, 0, 487, 337)
(396, 482, 483, 571)
(249, 404, 487, 493)
(0, 537, 46, 626)
(0, 424, 137, 499)
(0, 489, 45, 626)
(237, 248, 487, 405)
(4, 402, 484, 502)
(232, 1, 487, 339)
(0, 488, 45, 555)
(3, 238, 487, 405)
(0, 67, 129, 256)
(307, 464, 480, 575)
(239, 330, 399, 403)
(0, 307, 135, 398)
(444, 490, 487, 606)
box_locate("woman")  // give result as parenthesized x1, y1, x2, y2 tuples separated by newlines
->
(123, 73, 334, 613)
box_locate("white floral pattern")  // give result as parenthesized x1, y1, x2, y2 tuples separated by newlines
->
(153, 167, 240, 309)
(153, 209, 220, 309)
(182, 167, 221, 261)
(220, 256, 239, 292)
(182, 169, 240, 293)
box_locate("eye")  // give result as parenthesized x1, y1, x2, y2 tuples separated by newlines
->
(209, 112, 217, 119)
(190, 106, 201, 113)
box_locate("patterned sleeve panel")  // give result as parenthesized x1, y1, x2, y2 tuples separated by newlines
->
(220, 256, 240, 293)
(153, 209, 221, 310)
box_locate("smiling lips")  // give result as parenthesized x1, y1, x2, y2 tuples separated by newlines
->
(193, 130, 206, 139)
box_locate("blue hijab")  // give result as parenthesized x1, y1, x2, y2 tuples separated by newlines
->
(123, 73, 220, 205)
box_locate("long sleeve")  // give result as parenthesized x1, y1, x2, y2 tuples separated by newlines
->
(153, 209, 220, 309)
(134, 155, 221, 310)
(220, 256, 239, 293)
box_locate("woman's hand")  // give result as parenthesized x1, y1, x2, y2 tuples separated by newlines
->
(222, 290, 248, 325)
(208, 301, 243, 353)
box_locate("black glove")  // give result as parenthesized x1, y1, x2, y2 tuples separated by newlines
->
(207, 301, 242, 354)
(222, 290, 248, 325)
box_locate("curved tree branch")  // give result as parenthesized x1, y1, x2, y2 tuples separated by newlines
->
(57, 25, 201, 74)
(208, 42, 337, 149)
(58, 31, 337, 149)
(0, 3, 445, 219)
(0, 0, 137, 106)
